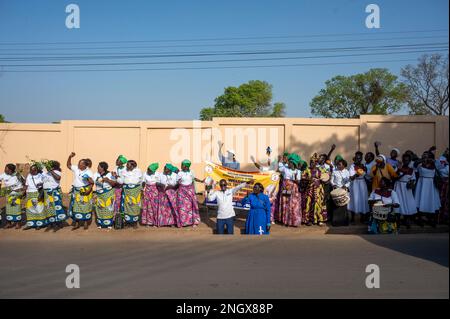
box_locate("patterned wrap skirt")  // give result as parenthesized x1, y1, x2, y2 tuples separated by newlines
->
(156, 187, 177, 227)
(95, 188, 115, 227)
(44, 187, 67, 223)
(25, 191, 47, 227)
(305, 180, 328, 223)
(277, 179, 301, 226)
(176, 184, 200, 227)
(5, 188, 24, 222)
(123, 184, 142, 223)
(68, 186, 94, 221)
(142, 184, 159, 225)
(113, 187, 124, 215)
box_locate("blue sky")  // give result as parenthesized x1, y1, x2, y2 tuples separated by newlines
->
(0, 0, 448, 123)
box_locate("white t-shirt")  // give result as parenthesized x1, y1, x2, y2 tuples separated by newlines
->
(331, 169, 350, 188)
(258, 156, 278, 172)
(71, 165, 94, 188)
(207, 182, 247, 219)
(177, 170, 195, 186)
(42, 170, 61, 190)
(369, 190, 400, 205)
(93, 172, 115, 191)
(115, 166, 126, 178)
(0, 173, 23, 190)
(159, 172, 178, 187)
(118, 168, 143, 185)
(279, 166, 301, 181)
(144, 172, 161, 185)
(25, 173, 44, 193)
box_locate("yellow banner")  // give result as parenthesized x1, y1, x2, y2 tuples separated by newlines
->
(204, 161, 280, 209)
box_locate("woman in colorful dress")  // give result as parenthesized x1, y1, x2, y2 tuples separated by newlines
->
(0, 164, 25, 229)
(348, 152, 370, 224)
(67, 152, 94, 230)
(141, 163, 160, 227)
(368, 177, 400, 234)
(42, 160, 66, 231)
(370, 155, 398, 190)
(414, 156, 441, 227)
(317, 146, 335, 219)
(111, 155, 127, 229)
(299, 160, 311, 225)
(155, 164, 178, 227)
(176, 159, 203, 228)
(277, 153, 302, 227)
(23, 164, 46, 230)
(394, 153, 417, 229)
(241, 182, 271, 235)
(93, 162, 117, 229)
(305, 153, 327, 226)
(117, 160, 143, 228)
(272, 152, 289, 224)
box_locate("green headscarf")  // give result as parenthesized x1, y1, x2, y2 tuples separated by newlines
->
(288, 153, 301, 166)
(283, 151, 289, 157)
(118, 155, 128, 165)
(334, 154, 344, 162)
(165, 163, 178, 173)
(181, 159, 191, 168)
(148, 163, 159, 173)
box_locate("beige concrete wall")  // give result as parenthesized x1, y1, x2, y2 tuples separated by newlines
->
(0, 115, 447, 192)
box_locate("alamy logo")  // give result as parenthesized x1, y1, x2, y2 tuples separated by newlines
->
(365, 264, 380, 288)
(365, 4, 380, 29)
(65, 4, 80, 29)
(65, 264, 80, 288)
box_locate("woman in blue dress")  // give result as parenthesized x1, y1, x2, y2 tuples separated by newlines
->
(241, 182, 272, 235)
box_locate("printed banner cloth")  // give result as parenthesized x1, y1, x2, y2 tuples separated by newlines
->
(204, 161, 280, 210)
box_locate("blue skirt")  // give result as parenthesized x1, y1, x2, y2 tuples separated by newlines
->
(245, 209, 270, 235)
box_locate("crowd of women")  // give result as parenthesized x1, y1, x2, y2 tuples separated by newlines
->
(268, 143, 449, 231)
(0, 153, 203, 231)
(0, 142, 448, 234)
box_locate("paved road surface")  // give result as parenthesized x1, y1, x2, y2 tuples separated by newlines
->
(0, 230, 447, 298)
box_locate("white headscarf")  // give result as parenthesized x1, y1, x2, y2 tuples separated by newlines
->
(376, 154, 387, 163)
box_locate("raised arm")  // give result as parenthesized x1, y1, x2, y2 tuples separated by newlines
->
(374, 142, 380, 156)
(67, 152, 76, 169)
(327, 144, 336, 159)
(218, 141, 225, 163)
(250, 155, 262, 170)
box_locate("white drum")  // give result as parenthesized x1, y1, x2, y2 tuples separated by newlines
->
(330, 188, 349, 207)
(372, 202, 391, 220)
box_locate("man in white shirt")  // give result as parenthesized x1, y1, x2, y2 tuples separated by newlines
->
(206, 179, 253, 234)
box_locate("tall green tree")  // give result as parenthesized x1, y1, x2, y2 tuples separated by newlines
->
(401, 54, 449, 115)
(0, 114, 5, 123)
(310, 68, 408, 118)
(199, 80, 286, 120)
